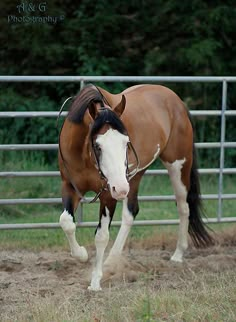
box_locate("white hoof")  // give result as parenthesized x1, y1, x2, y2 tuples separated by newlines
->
(171, 256, 183, 263)
(170, 253, 183, 263)
(71, 246, 88, 262)
(171, 248, 185, 263)
(88, 285, 102, 291)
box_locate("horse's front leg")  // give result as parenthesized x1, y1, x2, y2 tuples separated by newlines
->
(104, 197, 135, 268)
(88, 198, 117, 291)
(104, 173, 143, 266)
(59, 182, 88, 262)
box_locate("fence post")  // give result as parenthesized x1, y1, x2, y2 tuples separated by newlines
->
(77, 79, 85, 224)
(80, 79, 85, 90)
(218, 80, 227, 221)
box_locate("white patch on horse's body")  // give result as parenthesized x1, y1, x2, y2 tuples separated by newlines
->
(88, 208, 110, 291)
(104, 198, 133, 266)
(59, 210, 88, 262)
(163, 158, 189, 262)
(96, 128, 130, 200)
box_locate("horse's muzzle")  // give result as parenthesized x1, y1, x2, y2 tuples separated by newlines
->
(110, 184, 129, 200)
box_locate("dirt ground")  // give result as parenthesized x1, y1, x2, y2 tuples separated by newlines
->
(0, 229, 236, 321)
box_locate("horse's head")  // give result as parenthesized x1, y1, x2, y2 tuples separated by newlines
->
(89, 95, 130, 200)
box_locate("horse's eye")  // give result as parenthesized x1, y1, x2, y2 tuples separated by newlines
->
(95, 143, 101, 152)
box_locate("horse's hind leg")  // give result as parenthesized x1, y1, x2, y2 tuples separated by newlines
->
(59, 182, 88, 262)
(163, 158, 192, 263)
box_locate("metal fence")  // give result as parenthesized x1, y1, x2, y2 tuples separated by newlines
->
(0, 76, 236, 230)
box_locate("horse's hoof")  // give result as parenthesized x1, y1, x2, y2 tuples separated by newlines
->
(71, 246, 88, 262)
(88, 285, 102, 291)
(170, 255, 183, 263)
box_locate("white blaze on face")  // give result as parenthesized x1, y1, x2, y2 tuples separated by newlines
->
(96, 128, 130, 200)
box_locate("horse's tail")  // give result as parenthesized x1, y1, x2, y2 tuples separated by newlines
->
(187, 143, 214, 248)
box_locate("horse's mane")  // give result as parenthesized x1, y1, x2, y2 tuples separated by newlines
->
(68, 84, 104, 123)
(68, 84, 127, 136)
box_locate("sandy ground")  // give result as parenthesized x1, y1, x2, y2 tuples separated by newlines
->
(0, 231, 236, 320)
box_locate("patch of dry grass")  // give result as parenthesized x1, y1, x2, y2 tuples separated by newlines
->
(1, 228, 236, 322)
(2, 269, 235, 322)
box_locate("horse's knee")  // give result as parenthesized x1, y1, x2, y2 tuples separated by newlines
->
(95, 215, 110, 247)
(95, 227, 109, 245)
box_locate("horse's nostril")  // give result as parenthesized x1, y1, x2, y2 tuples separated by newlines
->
(112, 186, 128, 197)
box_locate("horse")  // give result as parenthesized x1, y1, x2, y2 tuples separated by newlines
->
(58, 83, 213, 291)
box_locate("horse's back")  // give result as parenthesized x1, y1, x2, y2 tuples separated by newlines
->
(101, 84, 188, 124)
(101, 84, 193, 167)
(123, 84, 185, 113)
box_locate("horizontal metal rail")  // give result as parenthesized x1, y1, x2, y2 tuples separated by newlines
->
(0, 168, 236, 178)
(0, 194, 235, 205)
(0, 110, 236, 118)
(0, 142, 236, 150)
(0, 144, 58, 150)
(0, 216, 235, 230)
(145, 168, 236, 175)
(0, 76, 235, 230)
(1, 75, 236, 82)
(0, 111, 67, 118)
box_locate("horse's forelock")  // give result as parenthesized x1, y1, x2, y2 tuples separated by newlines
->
(90, 109, 127, 139)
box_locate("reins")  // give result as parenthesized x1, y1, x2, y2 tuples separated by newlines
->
(56, 96, 73, 129)
(127, 141, 140, 181)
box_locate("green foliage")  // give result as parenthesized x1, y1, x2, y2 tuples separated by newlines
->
(0, 0, 235, 167)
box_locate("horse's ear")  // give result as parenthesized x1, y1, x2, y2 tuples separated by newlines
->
(114, 95, 126, 117)
(88, 101, 99, 120)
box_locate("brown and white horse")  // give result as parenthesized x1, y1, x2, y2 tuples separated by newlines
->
(58, 84, 213, 291)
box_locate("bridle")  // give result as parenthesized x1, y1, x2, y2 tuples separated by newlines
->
(58, 97, 140, 203)
(91, 136, 139, 183)
(89, 137, 139, 202)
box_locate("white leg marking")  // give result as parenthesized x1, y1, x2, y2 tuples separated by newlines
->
(105, 198, 133, 266)
(164, 159, 189, 263)
(60, 210, 88, 262)
(88, 209, 110, 291)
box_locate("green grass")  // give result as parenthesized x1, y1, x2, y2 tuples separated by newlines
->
(0, 156, 235, 250)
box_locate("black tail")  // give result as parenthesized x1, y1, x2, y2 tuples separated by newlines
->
(187, 144, 214, 248)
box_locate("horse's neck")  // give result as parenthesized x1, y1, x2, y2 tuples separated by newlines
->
(96, 87, 121, 108)
(65, 120, 91, 164)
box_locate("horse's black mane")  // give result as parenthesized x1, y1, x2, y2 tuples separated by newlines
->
(68, 84, 104, 123)
(68, 84, 127, 136)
